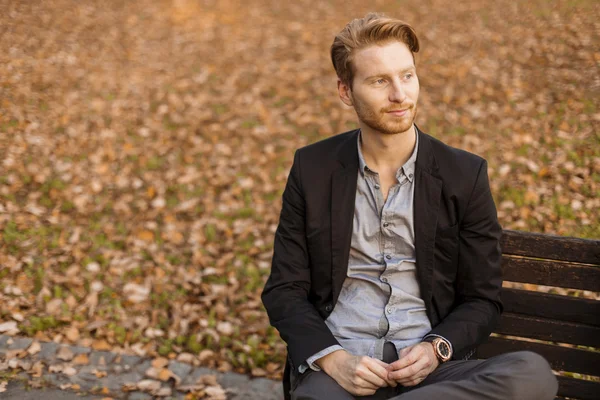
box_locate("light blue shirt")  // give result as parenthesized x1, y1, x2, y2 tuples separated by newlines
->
(301, 129, 449, 373)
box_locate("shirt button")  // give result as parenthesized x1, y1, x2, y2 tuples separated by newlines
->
(385, 254, 392, 260)
(386, 307, 393, 314)
(325, 304, 333, 312)
(383, 222, 389, 228)
(374, 184, 380, 190)
(381, 277, 388, 283)
(409, 173, 414, 178)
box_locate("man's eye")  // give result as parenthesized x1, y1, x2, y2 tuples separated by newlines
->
(404, 73, 413, 80)
(375, 79, 385, 84)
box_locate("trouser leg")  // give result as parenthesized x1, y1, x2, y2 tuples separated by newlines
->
(392, 351, 558, 400)
(291, 369, 356, 400)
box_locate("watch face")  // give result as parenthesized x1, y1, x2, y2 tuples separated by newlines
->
(434, 339, 451, 362)
(438, 341, 450, 358)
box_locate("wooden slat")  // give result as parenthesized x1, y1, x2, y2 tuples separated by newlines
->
(476, 337, 600, 376)
(501, 230, 600, 265)
(557, 375, 600, 400)
(502, 256, 600, 291)
(495, 313, 600, 347)
(501, 288, 600, 326)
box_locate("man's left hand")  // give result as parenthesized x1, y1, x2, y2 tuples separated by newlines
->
(386, 342, 439, 386)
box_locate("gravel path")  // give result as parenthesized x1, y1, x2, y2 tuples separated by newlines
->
(0, 334, 282, 399)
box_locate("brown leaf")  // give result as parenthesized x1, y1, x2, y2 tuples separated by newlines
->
(73, 353, 89, 365)
(151, 357, 170, 369)
(66, 326, 80, 342)
(137, 230, 155, 242)
(27, 341, 41, 355)
(91, 340, 112, 351)
(197, 375, 218, 386)
(56, 346, 74, 361)
(251, 367, 266, 377)
(158, 368, 175, 382)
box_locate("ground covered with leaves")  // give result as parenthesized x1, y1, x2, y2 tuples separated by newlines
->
(1, 0, 598, 384)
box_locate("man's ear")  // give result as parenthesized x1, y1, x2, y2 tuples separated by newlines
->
(337, 79, 354, 107)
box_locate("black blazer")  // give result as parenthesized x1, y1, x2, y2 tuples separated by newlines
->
(262, 127, 503, 386)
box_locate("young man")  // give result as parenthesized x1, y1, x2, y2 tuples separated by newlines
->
(262, 13, 558, 400)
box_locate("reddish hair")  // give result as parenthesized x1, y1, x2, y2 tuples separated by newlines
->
(331, 13, 420, 86)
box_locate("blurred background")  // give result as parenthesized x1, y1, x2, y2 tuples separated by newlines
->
(0, 0, 598, 381)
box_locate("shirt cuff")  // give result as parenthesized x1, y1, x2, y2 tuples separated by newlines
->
(299, 345, 344, 374)
(422, 333, 454, 355)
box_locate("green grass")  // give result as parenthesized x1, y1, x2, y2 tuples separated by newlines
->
(146, 156, 163, 170)
(19, 316, 64, 336)
(241, 119, 260, 129)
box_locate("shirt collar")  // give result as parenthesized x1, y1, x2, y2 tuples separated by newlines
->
(357, 127, 419, 183)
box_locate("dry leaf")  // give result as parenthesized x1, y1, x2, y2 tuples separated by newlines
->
(91, 340, 112, 351)
(149, 358, 167, 370)
(137, 379, 161, 393)
(0, 321, 18, 333)
(251, 367, 266, 377)
(137, 230, 155, 242)
(197, 375, 219, 386)
(27, 341, 41, 355)
(66, 326, 80, 342)
(56, 346, 74, 361)
(204, 385, 227, 400)
(73, 353, 89, 365)
(63, 366, 77, 376)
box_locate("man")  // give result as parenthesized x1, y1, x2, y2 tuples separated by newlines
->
(262, 13, 558, 400)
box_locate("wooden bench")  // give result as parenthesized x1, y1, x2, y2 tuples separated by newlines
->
(475, 230, 600, 400)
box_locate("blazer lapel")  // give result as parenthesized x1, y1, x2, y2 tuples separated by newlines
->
(413, 129, 443, 323)
(331, 131, 359, 303)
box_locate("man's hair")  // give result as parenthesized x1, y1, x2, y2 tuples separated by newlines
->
(331, 13, 420, 87)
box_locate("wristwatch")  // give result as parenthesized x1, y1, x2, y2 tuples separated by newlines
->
(424, 337, 453, 363)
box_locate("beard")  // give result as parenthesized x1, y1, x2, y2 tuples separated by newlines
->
(352, 96, 417, 135)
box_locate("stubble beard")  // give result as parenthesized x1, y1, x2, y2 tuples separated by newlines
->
(353, 97, 417, 135)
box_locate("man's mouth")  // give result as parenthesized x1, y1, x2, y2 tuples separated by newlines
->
(386, 109, 409, 116)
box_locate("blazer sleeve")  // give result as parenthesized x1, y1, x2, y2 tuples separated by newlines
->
(261, 150, 340, 372)
(426, 159, 503, 359)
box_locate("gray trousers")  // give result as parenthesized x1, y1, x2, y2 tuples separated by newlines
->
(290, 343, 558, 400)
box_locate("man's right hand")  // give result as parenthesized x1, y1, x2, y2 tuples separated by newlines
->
(315, 350, 397, 396)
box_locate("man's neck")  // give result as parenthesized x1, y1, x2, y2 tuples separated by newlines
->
(359, 124, 417, 174)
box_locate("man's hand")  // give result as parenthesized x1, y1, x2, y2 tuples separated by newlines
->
(386, 342, 439, 386)
(316, 350, 397, 396)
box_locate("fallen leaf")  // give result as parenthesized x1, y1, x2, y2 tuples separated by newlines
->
(27, 341, 41, 355)
(73, 353, 89, 365)
(0, 321, 18, 333)
(151, 357, 170, 369)
(56, 346, 74, 361)
(91, 340, 112, 351)
(66, 326, 80, 342)
(137, 379, 161, 393)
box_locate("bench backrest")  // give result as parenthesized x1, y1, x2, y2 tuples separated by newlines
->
(475, 230, 600, 400)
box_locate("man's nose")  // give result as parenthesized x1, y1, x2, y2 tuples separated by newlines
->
(389, 83, 406, 103)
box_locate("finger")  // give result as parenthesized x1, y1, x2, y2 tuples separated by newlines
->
(390, 356, 430, 382)
(398, 345, 412, 359)
(370, 359, 398, 387)
(388, 344, 421, 372)
(397, 374, 427, 387)
(352, 373, 380, 391)
(353, 386, 378, 396)
(357, 362, 389, 388)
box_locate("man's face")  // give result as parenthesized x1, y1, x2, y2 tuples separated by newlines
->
(339, 41, 419, 135)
